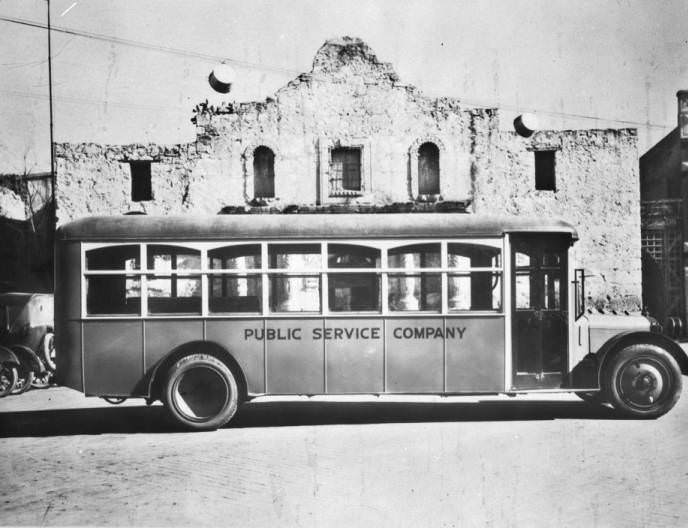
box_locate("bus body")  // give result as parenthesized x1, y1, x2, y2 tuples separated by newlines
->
(55, 214, 687, 429)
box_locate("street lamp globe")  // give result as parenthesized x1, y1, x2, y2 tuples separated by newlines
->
(209, 63, 236, 94)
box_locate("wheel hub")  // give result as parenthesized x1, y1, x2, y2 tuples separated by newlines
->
(173, 366, 229, 421)
(619, 360, 665, 408)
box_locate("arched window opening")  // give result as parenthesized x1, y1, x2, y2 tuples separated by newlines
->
(253, 146, 275, 198)
(418, 142, 440, 195)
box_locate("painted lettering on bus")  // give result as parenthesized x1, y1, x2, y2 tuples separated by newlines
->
(392, 326, 466, 339)
(243, 326, 466, 340)
(244, 328, 302, 341)
(312, 327, 381, 340)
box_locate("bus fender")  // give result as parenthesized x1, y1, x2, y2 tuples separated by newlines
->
(145, 340, 248, 401)
(594, 331, 688, 384)
(0, 345, 20, 366)
(10, 345, 45, 374)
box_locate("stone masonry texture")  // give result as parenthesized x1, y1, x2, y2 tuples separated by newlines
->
(55, 36, 641, 310)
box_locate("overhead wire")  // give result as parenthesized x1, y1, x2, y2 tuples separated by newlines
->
(0, 13, 676, 130)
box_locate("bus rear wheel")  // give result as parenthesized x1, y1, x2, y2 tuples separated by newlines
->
(162, 354, 239, 431)
(604, 344, 682, 419)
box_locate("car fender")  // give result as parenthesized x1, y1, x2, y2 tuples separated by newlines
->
(145, 340, 248, 401)
(595, 331, 688, 385)
(10, 344, 45, 374)
(0, 345, 20, 366)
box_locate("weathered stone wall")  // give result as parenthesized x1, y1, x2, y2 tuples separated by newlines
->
(474, 128, 641, 310)
(56, 37, 493, 222)
(55, 143, 201, 223)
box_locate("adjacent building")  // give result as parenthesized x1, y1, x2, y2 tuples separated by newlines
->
(639, 90, 688, 332)
(55, 37, 642, 310)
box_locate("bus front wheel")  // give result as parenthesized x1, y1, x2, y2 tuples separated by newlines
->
(162, 354, 239, 431)
(604, 344, 682, 419)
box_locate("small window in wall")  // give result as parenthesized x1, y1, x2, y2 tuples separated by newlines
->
(418, 142, 440, 195)
(129, 161, 153, 202)
(534, 150, 556, 191)
(253, 146, 275, 198)
(330, 147, 361, 193)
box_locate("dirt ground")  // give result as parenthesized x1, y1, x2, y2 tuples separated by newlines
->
(1, 387, 687, 527)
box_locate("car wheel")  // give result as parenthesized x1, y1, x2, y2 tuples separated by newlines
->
(0, 364, 18, 397)
(42, 332, 56, 372)
(31, 370, 53, 389)
(604, 344, 682, 419)
(11, 360, 35, 395)
(103, 397, 127, 405)
(162, 354, 240, 431)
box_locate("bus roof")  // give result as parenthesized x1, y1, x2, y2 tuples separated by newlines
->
(56, 214, 578, 242)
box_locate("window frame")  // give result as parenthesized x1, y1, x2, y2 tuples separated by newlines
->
(534, 149, 557, 191)
(252, 146, 276, 199)
(80, 238, 505, 319)
(128, 160, 154, 202)
(329, 146, 363, 195)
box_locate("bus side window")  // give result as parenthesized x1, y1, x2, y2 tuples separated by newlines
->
(387, 243, 441, 312)
(447, 243, 502, 312)
(85, 245, 141, 316)
(268, 244, 321, 313)
(328, 244, 381, 312)
(208, 245, 262, 313)
(147, 245, 201, 315)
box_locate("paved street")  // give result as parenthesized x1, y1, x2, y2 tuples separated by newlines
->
(1, 386, 687, 527)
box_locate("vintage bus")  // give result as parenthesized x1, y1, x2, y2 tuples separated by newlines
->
(55, 214, 687, 430)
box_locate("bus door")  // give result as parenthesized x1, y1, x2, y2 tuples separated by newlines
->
(511, 235, 569, 389)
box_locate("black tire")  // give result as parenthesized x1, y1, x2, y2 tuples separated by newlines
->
(0, 364, 18, 397)
(162, 354, 239, 431)
(604, 344, 682, 419)
(11, 360, 35, 395)
(103, 397, 127, 405)
(31, 370, 53, 389)
(42, 332, 56, 372)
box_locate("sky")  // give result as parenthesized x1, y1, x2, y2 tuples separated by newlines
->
(0, 0, 686, 174)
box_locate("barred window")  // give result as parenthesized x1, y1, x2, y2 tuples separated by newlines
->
(330, 147, 361, 193)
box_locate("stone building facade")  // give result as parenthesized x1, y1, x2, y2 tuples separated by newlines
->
(55, 37, 641, 310)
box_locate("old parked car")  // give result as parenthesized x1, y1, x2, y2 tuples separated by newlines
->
(0, 292, 55, 395)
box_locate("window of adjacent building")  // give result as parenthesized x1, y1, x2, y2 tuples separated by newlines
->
(534, 150, 556, 191)
(328, 244, 381, 312)
(129, 161, 153, 202)
(418, 142, 440, 195)
(253, 146, 275, 198)
(208, 244, 262, 313)
(330, 147, 362, 193)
